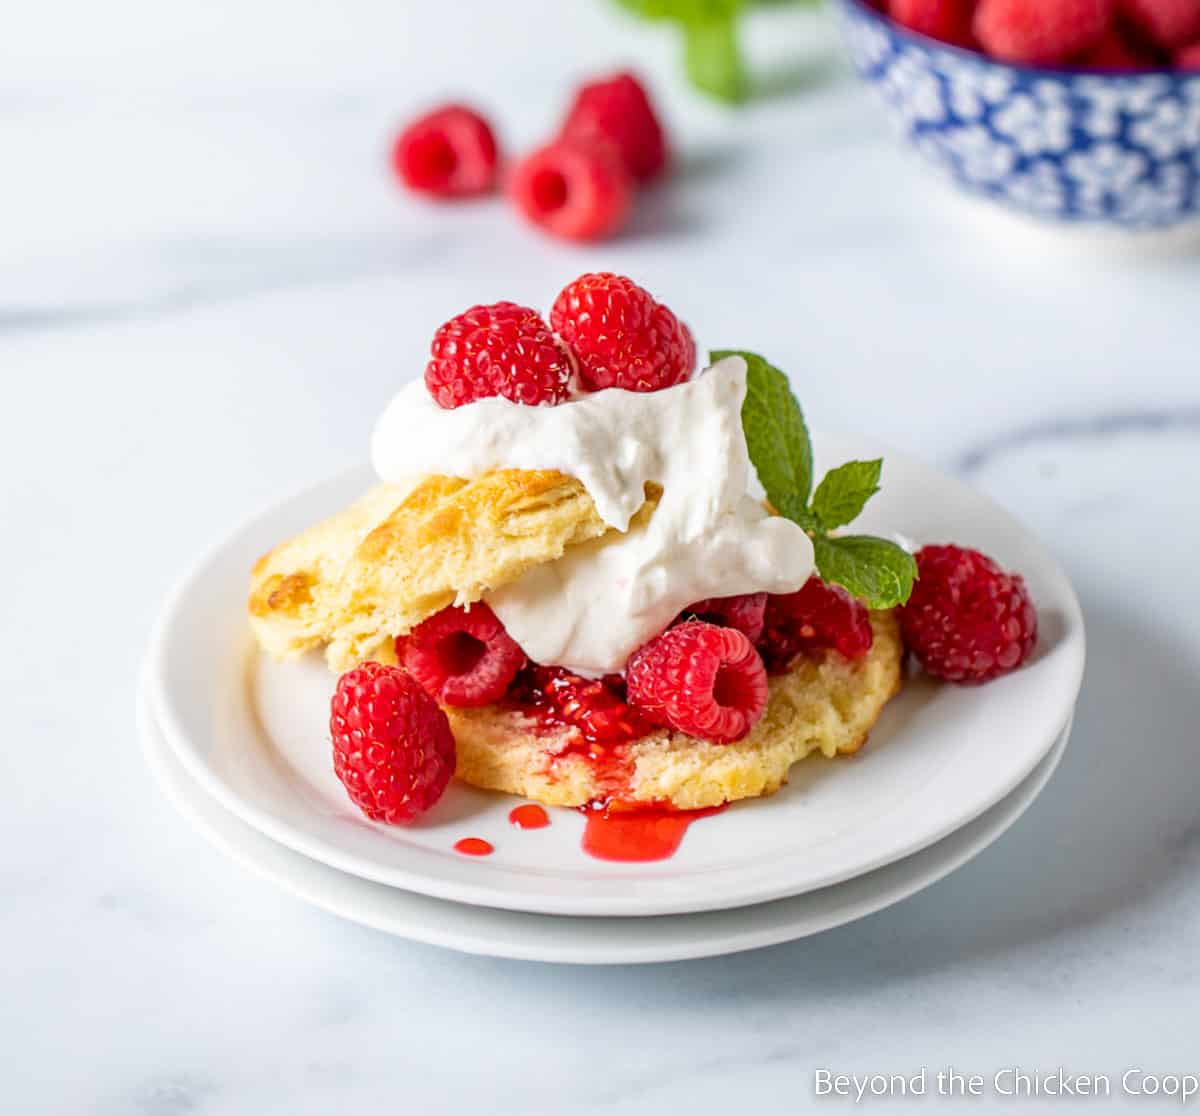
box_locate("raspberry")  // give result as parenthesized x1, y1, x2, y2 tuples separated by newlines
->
(1076, 25, 1159, 66)
(974, 0, 1113, 63)
(398, 603, 526, 707)
(1178, 38, 1200, 64)
(626, 621, 768, 745)
(759, 578, 874, 672)
(898, 545, 1038, 684)
(507, 665, 653, 745)
(550, 272, 695, 393)
(391, 104, 498, 198)
(560, 71, 669, 184)
(1120, 0, 1200, 47)
(329, 662, 456, 824)
(889, 0, 977, 46)
(425, 301, 571, 409)
(509, 138, 632, 243)
(682, 593, 768, 643)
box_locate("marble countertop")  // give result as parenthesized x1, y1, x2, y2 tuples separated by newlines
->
(5, 2, 1199, 1112)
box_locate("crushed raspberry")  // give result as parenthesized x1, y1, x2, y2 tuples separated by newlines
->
(425, 301, 571, 409)
(509, 138, 632, 242)
(330, 662, 456, 824)
(391, 104, 498, 198)
(889, 0, 977, 46)
(1178, 38, 1200, 65)
(560, 70, 669, 184)
(550, 272, 695, 393)
(973, 0, 1113, 63)
(681, 593, 768, 643)
(506, 665, 652, 747)
(626, 621, 768, 745)
(899, 544, 1038, 684)
(759, 578, 874, 672)
(398, 603, 526, 707)
(1120, 0, 1200, 47)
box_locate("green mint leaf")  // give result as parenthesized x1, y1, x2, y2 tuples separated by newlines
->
(614, 0, 741, 22)
(811, 459, 882, 531)
(716, 349, 812, 521)
(682, 17, 745, 103)
(813, 535, 917, 610)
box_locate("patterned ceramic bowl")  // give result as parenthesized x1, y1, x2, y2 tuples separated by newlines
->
(834, 0, 1200, 227)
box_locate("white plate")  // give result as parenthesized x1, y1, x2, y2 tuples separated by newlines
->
(140, 685, 1072, 964)
(146, 434, 1086, 917)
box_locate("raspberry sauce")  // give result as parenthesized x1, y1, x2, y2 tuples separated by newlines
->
(453, 837, 494, 857)
(580, 804, 726, 862)
(504, 665, 655, 798)
(508, 804, 550, 830)
(506, 665, 652, 747)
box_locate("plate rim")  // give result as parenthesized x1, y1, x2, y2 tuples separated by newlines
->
(145, 435, 1087, 917)
(139, 681, 1073, 964)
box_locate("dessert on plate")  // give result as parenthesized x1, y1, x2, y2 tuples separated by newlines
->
(248, 273, 1038, 826)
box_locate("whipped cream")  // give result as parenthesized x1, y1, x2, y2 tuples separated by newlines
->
(371, 356, 815, 675)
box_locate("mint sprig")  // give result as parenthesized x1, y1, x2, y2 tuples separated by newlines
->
(713, 349, 917, 610)
(611, 0, 821, 104)
(615, 0, 746, 102)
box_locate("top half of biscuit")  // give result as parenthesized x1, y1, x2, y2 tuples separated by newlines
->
(248, 468, 660, 670)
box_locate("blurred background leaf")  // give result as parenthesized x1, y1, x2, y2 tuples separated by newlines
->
(613, 0, 821, 103)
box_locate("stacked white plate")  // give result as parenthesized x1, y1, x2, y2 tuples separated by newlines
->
(143, 435, 1086, 964)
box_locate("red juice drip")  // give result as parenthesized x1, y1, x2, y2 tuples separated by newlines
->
(504, 665, 655, 799)
(508, 804, 550, 830)
(453, 837, 494, 857)
(505, 666, 652, 748)
(580, 804, 726, 863)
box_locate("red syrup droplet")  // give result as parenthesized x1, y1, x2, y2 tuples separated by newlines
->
(580, 804, 727, 863)
(453, 837, 494, 857)
(509, 803, 550, 830)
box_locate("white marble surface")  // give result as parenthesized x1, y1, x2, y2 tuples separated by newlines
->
(4, 2, 1200, 1112)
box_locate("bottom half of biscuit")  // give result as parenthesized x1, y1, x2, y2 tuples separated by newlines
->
(446, 611, 904, 811)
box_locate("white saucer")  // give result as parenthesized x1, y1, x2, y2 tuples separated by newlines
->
(145, 434, 1086, 917)
(140, 685, 1072, 964)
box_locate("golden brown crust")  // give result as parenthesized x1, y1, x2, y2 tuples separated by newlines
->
(248, 483, 410, 662)
(449, 611, 904, 810)
(248, 470, 658, 671)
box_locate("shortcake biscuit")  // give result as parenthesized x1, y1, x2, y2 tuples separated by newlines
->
(449, 610, 904, 809)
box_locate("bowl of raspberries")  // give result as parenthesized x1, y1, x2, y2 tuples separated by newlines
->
(835, 0, 1200, 227)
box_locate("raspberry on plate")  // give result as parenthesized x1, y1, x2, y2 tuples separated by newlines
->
(682, 593, 768, 643)
(330, 662, 456, 824)
(398, 603, 526, 707)
(626, 621, 769, 745)
(425, 301, 572, 409)
(899, 544, 1038, 684)
(560, 70, 669, 184)
(759, 577, 874, 672)
(889, 0, 977, 46)
(1120, 0, 1200, 47)
(550, 272, 695, 393)
(1178, 38, 1200, 65)
(391, 104, 499, 198)
(509, 138, 632, 242)
(974, 0, 1114, 63)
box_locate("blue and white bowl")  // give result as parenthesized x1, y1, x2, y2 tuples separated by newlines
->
(834, 0, 1200, 227)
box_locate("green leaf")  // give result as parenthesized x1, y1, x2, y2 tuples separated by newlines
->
(614, 0, 741, 21)
(682, 17, 746, 103)
(811, 459, 882, 530)
(715, 349, 812, 521)
(813, 535, 917, 610)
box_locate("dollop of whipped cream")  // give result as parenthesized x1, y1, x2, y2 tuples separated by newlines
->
(371, 356, 814, 675)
